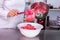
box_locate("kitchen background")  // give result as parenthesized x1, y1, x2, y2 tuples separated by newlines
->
(0, 0, 60, 40)
(25, 0, 60, 20)
(25, 0, 60, 29)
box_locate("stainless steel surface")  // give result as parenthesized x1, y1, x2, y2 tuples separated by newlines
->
(0, 29, 44, 40)
(44, 30, 60, 40)
(0, 29, 60, 40)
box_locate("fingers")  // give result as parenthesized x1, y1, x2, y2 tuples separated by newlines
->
(11, 9, 18, 15)
(7, 9, 19, 17)
(12, 9, 18, 15)
(7, 11, 13, 17)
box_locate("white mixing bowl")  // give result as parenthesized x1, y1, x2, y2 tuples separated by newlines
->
(17, 23, 43, 38)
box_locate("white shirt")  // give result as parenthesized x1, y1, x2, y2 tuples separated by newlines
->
(0, 0, 25, 28)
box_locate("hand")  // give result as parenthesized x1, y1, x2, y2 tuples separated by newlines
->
(7, 9, 19, 17)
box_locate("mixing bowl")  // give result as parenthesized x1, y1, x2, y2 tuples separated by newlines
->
(17, 23, 43, 38)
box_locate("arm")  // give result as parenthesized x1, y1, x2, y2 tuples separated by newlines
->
(0, 0, 9, 19)
(0, 0, 20, 19)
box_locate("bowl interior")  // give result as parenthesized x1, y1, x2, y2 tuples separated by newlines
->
(17, 23, 43, 30)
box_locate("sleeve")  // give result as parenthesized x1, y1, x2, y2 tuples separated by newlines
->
(0, 0, 9, 19)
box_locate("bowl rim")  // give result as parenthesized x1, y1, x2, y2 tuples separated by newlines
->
(19, 28, 41, 30)
(17, 23, 43, 30)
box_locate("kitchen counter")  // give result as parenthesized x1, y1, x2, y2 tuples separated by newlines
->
(44, 30, 60, 40)
(0, 29, 44, 40)
(0, 29, 60, 40)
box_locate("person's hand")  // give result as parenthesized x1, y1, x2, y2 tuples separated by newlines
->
(7, 9, 19, 17)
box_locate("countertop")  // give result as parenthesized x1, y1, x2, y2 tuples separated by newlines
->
(0, 29, 60, 40)
(0, 29, 44, 40)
